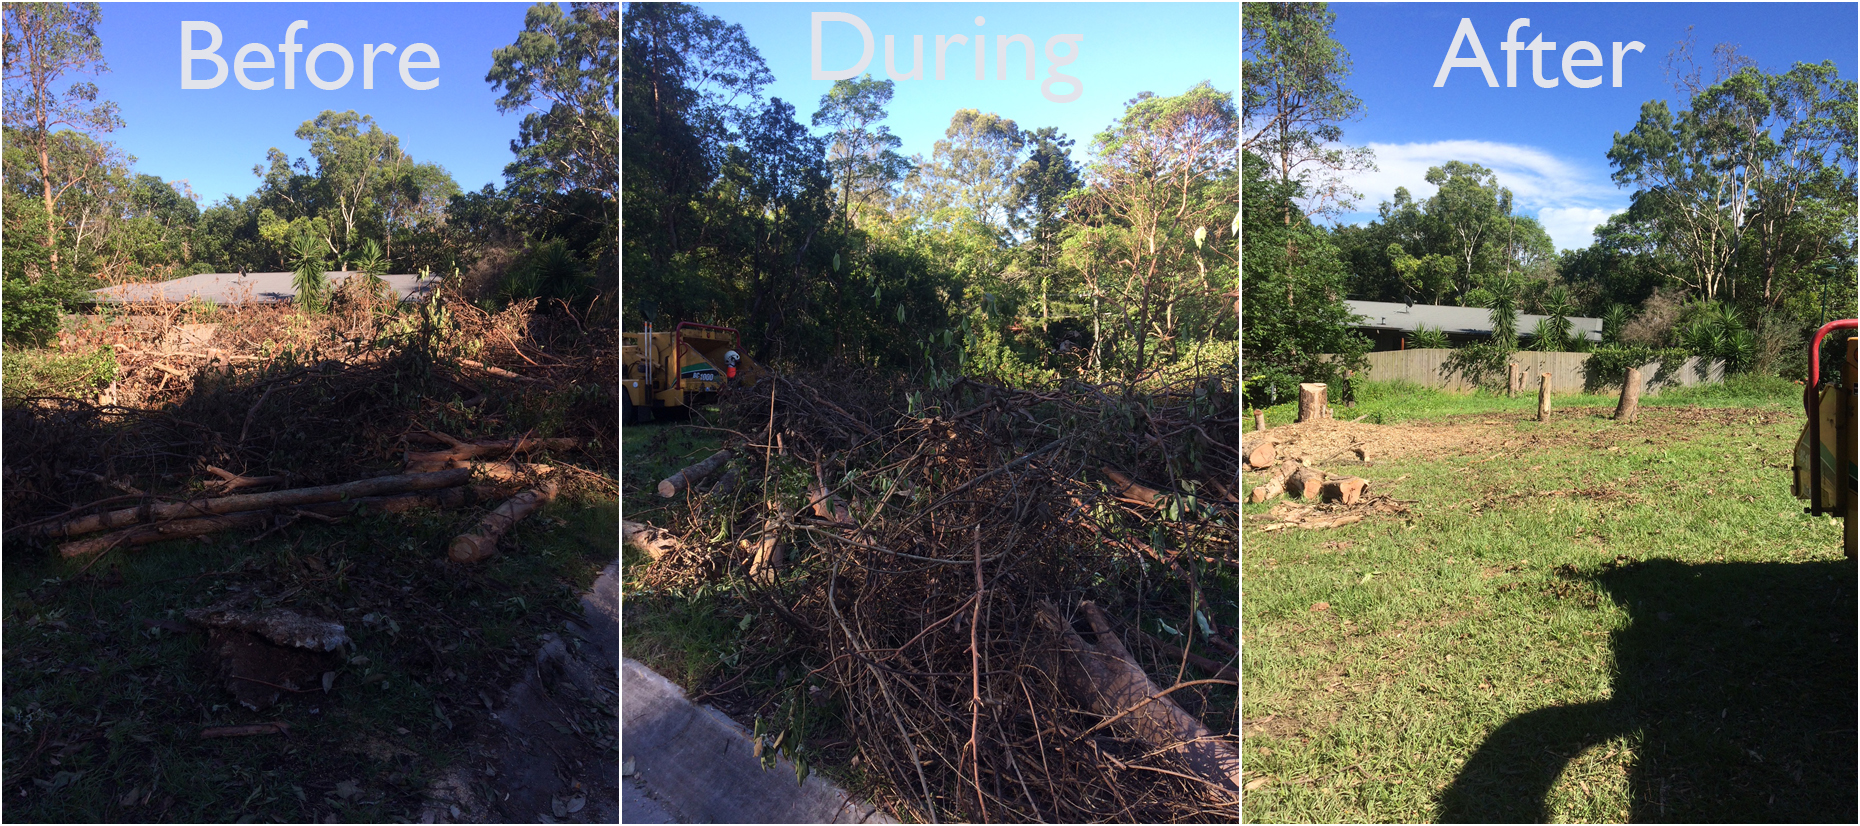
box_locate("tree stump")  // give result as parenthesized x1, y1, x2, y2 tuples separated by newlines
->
(1507, 363, 1521, 397)
(1537, 373, 1552, 422)
(1297, 383, 1327, 423)
(1614, 367, 1642, 422)
(1253, 409, 1266, 431)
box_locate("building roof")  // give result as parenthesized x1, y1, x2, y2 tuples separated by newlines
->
(90, 272, 440, 305)
(1346, 300, 1603, 342)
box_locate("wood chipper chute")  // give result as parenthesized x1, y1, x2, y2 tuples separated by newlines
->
(1792, 319, 1857, 557)
(621, 322, 764, 424)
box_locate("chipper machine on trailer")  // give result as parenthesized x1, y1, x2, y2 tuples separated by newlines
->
(1792, 319, 1857, 557)
(621, 322, 763, 424)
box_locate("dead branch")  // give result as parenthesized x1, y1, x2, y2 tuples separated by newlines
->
(38, 467, 475, 540)
(658, 450, 733, 498)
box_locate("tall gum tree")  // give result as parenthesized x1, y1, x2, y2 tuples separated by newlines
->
(2, 1, 123, 272)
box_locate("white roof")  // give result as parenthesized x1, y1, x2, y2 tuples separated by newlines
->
(91, 272, 439, 305)
(1347, 300, 1603, 342)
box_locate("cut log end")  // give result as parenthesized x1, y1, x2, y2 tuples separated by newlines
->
(1320, 477, 1369, 506)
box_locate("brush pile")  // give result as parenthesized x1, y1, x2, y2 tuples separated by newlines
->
(636, 367, 1240, 822)
(2, 289, 616, 552)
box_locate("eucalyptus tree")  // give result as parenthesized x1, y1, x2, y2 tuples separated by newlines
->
(2, 1, 122, 270)
(1242, 1, 1374, 220)
(812, 74, 910, 232)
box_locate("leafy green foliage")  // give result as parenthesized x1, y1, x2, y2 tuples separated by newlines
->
(290, 231, 329, 312)
(1408, 325, 1449, 349)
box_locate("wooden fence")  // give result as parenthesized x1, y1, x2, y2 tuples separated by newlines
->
(1341, 349, 1724, 396)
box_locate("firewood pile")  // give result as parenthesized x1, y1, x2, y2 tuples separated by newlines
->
(634, 367, 1240, 822)
(2, 293, 615, 558)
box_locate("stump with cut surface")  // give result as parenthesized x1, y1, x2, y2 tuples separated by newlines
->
(1537, 373, 1552, 422)
(1297, 383, 1327, 423)
(1508, 363, 1521, 397)
(1615, 367, 1641, 422)
(1253, 409, 1267, 431)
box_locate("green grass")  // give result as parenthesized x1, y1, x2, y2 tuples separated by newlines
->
(2, 346, 117, 402)
(1241, 391, 1852, 822)
(1252, 374, 1804, 430)
(2, 495, 617, 823)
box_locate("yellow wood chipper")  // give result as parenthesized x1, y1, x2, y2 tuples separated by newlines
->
(1792, 319, 1857, 557)
(621, 322, 764, 424)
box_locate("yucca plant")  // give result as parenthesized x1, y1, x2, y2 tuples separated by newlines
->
(1409, 324, 1450, 349)
(290, 232, 329, 312)
(349, 239, 391, 304)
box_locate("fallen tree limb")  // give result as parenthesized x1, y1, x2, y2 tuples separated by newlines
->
(1133, 627, 1237, 682)
(460, 358, 543, 383)
(659, 450, 733, 498)
(449, 482, 559, 563)
(1103, 467, 1162, 507)
(1035, 599, 1238, 796)
(404, 437, 579, 469)
(200, 722, 289, 739)
(401, 458, 555, 482)
(205, 466, 285, 492)
(623, 519, 680, 561)
(37, 468, 474, 540)
(57, 487, 492, 557)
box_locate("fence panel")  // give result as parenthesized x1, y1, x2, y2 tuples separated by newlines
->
(1343, 349, 1723, 396)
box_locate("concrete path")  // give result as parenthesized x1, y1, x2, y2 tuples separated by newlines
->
(622, 658, 893, 824)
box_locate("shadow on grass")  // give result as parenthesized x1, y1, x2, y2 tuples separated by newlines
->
(1438, 557, 1856, 823)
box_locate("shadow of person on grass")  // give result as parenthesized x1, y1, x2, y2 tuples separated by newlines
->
(1438, 556, 1856, 823)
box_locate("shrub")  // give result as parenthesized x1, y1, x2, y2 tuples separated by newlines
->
(1440, 341, 1512, 390)
(2, 277, 74, 346)
(1407, 325, 1449, 349)
(1, 346, 117, 401)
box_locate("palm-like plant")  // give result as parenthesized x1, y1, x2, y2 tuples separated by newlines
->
(1486, 273, 1520, 351)
(1601, 304, 1631, 345)
(349, 239, 391, 303)
(290, 232, 329, 312)
(1409, 324, 1450, 349)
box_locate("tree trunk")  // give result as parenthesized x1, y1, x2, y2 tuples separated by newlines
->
(1537, 373, 1552, 422)
(657, 450, 733, 498)
(1253, 409, 1266, 432)
(1297, 383, 1327, 423)
(449, 483, 559, 563)
(1034, 600, 1238, 796)
(1615, 367, 1642, 423)
(1507, 363, 1521, 397)
(38, 468, 475, 540)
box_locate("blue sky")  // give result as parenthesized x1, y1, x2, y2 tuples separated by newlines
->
(692, 2, 1239, 169)
(79, 3, 544, 207)
(1316, 2, 1857, 251)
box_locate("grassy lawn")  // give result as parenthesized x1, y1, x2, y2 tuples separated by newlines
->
(1241, 379, 1854, 823)
(2, 495, 617, 823)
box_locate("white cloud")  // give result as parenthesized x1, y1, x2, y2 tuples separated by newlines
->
(1330, 139, 1626, 251)
(1537, 206, 1624, 253)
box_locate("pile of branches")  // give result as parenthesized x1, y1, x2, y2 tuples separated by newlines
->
(635, 366, 1240, 822)
(3, 292, 615, 541)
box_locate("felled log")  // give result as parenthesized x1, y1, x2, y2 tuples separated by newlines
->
(1035, 600, 1238, 795)
(623, 520, 680, 561)
(658, 450, 733, 498)
(57, 487, 489, 557)
(747, 521, 785, 580)
(707, 469, 741, 497)
(403, 458, 555, 482)
(1320, 476, 1369, 506)
(1242, 438, 1276, 470)
(1285, 466, 1326, 501)
(405, 437, 578, 469)
(1297, 383, 1327, 423)
(1615, 367, 1641, 423)
(449, 482, 559, 563)
(38, 468, 474, 540)
(1103, 467, 1162, 507)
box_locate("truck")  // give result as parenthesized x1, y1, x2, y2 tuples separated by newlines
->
(1792, 319, 1856, 557)
(621, 322, 763, 424)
